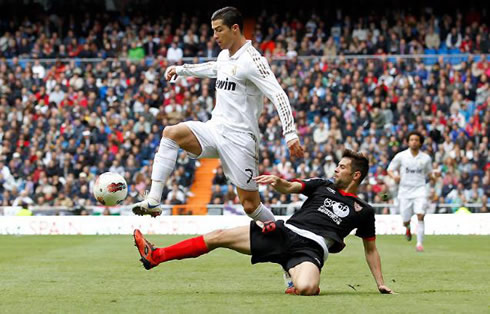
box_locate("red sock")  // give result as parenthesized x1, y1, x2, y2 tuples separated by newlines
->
(152, 235, 209, 264)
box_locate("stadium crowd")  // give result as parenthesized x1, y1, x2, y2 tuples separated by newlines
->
(0, 8, 488, 214)
(0, 6, 488, 60)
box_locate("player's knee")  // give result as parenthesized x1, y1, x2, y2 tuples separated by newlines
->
(241, 199, 259, 215)
(204, 229, 226, 248)
(294, 282, 319, 296)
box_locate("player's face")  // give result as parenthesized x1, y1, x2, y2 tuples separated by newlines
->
(333, 158, 358, 189)
(408, 135, 422, 150)
(212, 19, 236, 50)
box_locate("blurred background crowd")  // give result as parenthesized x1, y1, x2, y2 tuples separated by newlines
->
(0, 0, 488, 214)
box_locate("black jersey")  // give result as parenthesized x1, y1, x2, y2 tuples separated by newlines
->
(286, 178, 376, 253)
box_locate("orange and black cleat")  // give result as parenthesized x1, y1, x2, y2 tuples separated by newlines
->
(133, 229, 158, 270)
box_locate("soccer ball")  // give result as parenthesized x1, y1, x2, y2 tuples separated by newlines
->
(94, 172, 128, 206)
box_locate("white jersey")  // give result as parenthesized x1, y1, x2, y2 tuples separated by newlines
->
(387, 149, 432, 199)
(175, 40, 297, 142)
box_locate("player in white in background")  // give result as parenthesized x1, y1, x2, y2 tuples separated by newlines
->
(387, 131, 437, 252)
(131, 7, 303, 222)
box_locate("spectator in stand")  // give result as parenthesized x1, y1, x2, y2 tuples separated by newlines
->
(212, 166, 228, 186)
(446, 28, 463, 49)
(165, 183, 186, 205)
(425, 26, 441, 49)
(167, 37, 183, 64)
(209, 184, 224, 205)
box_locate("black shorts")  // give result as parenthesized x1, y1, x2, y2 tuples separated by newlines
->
(250, 220, 325, 272)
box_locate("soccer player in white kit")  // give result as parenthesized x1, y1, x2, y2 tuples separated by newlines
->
(387, 131, 435, 252)
(131, 7, 304, 223)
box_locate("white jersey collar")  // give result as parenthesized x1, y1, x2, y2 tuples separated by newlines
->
(229, 40, 252, 60)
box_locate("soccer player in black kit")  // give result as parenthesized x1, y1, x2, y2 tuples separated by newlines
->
(133, 149, 394, 295)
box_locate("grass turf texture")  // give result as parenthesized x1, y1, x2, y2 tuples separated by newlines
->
(0, 235, 489, 313)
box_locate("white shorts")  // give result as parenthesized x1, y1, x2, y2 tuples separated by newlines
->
(398, 198, 427, 222)
(183, 120, 259, 191)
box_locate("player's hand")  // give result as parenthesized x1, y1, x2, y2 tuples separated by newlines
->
(254, 175, 281, 187)
(378, 285, 395, 294)
(393, 175, 400, 184)
(165, 66, 178, 81)
(287, 138, 304, 159)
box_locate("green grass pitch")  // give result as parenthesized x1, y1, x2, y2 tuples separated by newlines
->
(1, 235, 489, 313)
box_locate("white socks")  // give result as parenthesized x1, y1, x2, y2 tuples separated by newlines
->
(417, 221, 425, 246)
(148, 137, 180, 202)
(248, 203, 276, 222)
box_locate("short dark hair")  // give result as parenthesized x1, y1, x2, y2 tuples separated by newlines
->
(211, 7, 243, 33)
(407, 130, 424, 145)
(342, 149, 369, 184)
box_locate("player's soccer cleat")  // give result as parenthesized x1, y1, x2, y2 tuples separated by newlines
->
(133, 229, 158, 270)
(405, 228, 412, 241)
(131, 194, 162, 217)
(416, 244, 424, 252)
(284, 271, 294, 290)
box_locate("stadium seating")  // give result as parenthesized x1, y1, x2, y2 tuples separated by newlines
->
(0, 7, 488, 214)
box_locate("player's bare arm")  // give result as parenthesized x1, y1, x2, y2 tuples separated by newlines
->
(362, 238, 394, 294)
(254, 175, 303, 194)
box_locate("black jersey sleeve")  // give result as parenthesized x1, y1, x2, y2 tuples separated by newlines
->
(290, 177, 329, 197)
(355, 205, 376, 240)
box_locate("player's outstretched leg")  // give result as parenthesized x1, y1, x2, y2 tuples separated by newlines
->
(131, 135, 180, 216)
(133, 229, 210, 270)
(132, 124, 200, 217)
(133, 226, 251, 270)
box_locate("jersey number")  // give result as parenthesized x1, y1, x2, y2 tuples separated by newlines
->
(245, 168, 253, 184)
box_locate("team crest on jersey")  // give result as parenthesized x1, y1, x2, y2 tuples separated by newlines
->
(317, 197, 350, 225)
(354, 202, 363, 212)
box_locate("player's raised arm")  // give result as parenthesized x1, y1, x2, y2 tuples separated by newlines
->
(245, 55, 303, 158)
(166, 61, 218, 81)
(254, 175, 303, 194)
